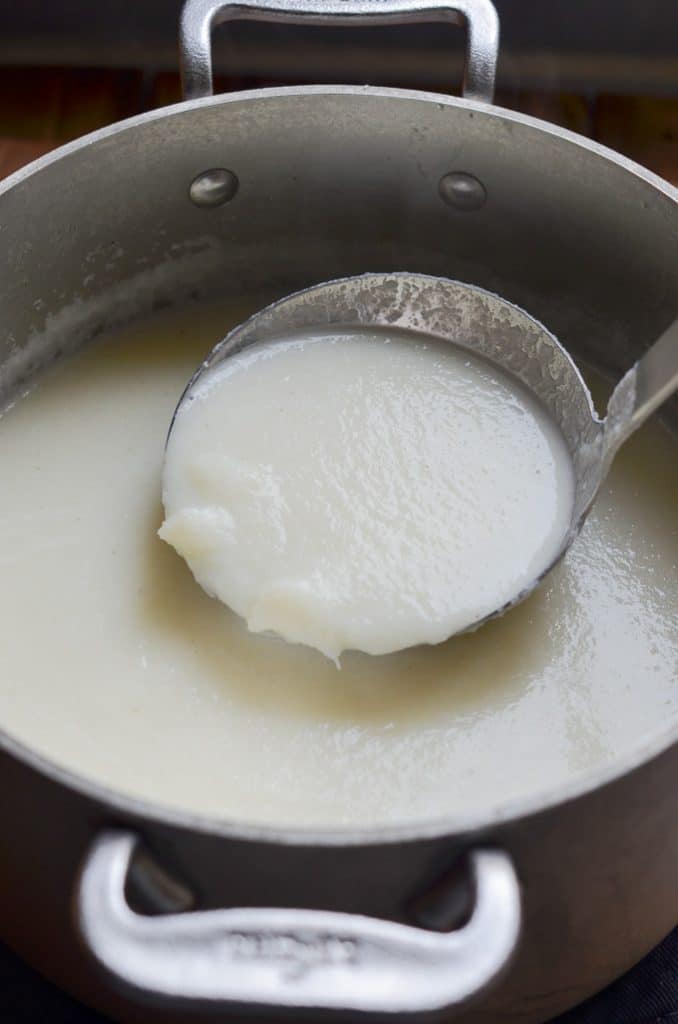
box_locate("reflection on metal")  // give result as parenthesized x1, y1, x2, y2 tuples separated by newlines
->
(439, 170, 487, 209)
(189, 167, 239, 206)
(179, 0, 499, 101)
(605, 317, 678, 459)
(77, 829, 521, 1012)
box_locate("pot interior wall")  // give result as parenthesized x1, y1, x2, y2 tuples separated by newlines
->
(0, 88, 676, 418)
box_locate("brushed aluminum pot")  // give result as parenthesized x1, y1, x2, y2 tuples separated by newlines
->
(0, 1, 676, 1020)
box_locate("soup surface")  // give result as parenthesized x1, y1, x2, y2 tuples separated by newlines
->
(0, 298, 676, 828)
(162, 328, 574, 660)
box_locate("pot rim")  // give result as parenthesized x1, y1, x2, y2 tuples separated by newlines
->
(1, 84, 676, 848)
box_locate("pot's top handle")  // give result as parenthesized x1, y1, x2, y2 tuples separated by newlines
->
(77, 830, 521, 1014)
(180, 0, 499, 103)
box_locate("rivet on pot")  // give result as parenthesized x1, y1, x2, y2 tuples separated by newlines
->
(439, 172, 487, 211)
(189, 168, 239, 208)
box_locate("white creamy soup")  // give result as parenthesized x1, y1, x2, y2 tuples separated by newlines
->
(0, 298, 676, 828)
(161, 329, 574, 660)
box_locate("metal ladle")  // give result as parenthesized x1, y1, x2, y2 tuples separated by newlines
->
(169, 272, 678, 635)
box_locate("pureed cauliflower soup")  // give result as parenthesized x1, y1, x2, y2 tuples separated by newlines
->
(0, 296, 676, 828)
(160, 326, 575, 661)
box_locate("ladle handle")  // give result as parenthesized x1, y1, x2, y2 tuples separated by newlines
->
(77, 830, 520, 1014)
(605, 318, 678, 457)
(180, 0, 499, 102)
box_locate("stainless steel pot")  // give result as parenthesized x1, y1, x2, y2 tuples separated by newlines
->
(0, 1, 676, 1021)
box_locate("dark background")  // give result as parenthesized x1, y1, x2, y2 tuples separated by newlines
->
(0, 0, 676, 95)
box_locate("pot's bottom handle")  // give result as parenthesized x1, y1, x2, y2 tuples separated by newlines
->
(76, 831, 521, 1014)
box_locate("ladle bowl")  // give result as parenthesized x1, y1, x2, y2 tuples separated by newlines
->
(170, 272, 678, 634)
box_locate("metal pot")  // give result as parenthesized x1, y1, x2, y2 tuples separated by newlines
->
(0, 1, 676, 1020)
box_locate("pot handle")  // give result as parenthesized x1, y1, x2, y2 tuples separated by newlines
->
(77, 830, 520, 1014)
(179, 0, 499, 103)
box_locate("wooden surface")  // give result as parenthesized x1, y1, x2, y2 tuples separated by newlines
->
(0, 67, 676, 183)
